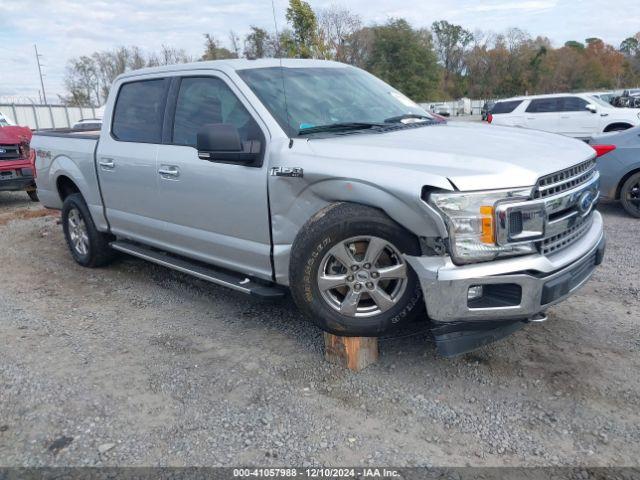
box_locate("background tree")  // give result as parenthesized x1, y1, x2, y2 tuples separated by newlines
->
(285, 0, 318, 58)
(201, 34, 236, 60)
(316, 5, 362, 61)
(366, 19, 440, 101)
(244, 26, 271, 59)
(431, 20, 473, 97)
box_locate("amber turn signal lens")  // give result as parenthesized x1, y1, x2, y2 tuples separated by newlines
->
(480, 206, 495, 244)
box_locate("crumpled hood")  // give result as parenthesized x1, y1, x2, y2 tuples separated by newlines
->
(305, 121, 596, 191)
(0, 126, 32, 145)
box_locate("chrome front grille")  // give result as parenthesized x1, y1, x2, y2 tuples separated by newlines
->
(534, 158, 597, 199)
(495, 158, 599, 257)
(0, 144, 21, 161)
(539, 214, 593, 255)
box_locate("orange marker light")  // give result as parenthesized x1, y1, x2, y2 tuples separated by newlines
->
(480, 206, 495, 244)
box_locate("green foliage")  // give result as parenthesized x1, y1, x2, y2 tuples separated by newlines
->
(244, 26, 270, 59)
(431, 20, 473, 97)
(201, 34, 236, 60)
(365, 19, 440, 102)
(285, 0, 318, 58)
(564, 41, 584, 50)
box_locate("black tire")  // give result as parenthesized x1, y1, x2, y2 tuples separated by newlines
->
(61, 193, 116, 267)
(289, 203, 424, 337)
(620, 172, 640, 218)
(27, 190, 39, 202)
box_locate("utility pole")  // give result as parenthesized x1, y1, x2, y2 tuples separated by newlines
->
(34, 44, 47, 104)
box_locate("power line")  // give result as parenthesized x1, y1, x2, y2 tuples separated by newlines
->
(34, 44, 47, 105)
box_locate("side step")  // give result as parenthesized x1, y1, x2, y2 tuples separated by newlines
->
(110, 240, 285, 299)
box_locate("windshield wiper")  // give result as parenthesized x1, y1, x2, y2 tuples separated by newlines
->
(298, 122, 386, 136)
(383, 113, 434, 124)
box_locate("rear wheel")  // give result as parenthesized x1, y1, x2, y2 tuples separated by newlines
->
(61, 193, 116, 267)
(620, 172, 640, 218)
(289, 203, 423, 336)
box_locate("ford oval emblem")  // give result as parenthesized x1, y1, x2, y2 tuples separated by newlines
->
(578, 190, 594, 214)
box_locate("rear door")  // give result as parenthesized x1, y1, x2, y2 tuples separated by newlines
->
(523, 98, 562, 133)
(96, 77, 170, 243)
(556, 96, 600, 137)
(153, 74, 273, 280)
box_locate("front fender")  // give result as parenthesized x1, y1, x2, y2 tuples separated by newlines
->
(269, 176, 448, 285)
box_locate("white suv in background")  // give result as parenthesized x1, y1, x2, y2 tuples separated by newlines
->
(489, 93, 640, 139)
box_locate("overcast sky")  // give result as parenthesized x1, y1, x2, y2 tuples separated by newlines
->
(1, 0, 639, 102)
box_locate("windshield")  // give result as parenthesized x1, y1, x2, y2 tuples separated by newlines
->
(588, 95, 613, 108)
(237, 66, 432, 137)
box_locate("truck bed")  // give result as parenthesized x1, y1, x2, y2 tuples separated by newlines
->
(31, 129, 106, 229)
(34, 128, 100, 140)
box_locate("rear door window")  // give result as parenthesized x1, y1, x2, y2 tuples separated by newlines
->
(491, 100, 523, 114)
(112, 79, 169, 143)
(525, 98, 561, 113)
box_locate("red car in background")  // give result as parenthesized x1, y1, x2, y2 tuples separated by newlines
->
(0, 116, 38, 202)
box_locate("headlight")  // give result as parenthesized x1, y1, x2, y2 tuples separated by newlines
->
(429, 188, 536, 264)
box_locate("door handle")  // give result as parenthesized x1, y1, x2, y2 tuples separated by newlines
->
(158, 166, 180, 177)
(560, 115, 570, 119)
(99, 158, 115, 169)
(526, 117, 535, 120)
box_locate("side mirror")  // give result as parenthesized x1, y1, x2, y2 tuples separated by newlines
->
(585, 104, 598, 113)
(196, 124, 260, 163)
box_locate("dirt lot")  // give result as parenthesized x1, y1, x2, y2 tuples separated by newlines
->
(0, 191, 638, 467)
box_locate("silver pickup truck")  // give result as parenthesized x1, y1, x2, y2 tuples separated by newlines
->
(32, 59, 605, 356)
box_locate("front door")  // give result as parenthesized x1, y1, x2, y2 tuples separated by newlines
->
(555, 96, 600, 137)
(154, 75, 273, 280)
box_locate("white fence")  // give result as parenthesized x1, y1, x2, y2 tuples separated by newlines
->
(0, 104, 99, 130)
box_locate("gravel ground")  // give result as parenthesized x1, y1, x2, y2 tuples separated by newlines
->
(0, 191, 638, 467)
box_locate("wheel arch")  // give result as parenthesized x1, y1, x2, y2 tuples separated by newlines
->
(48, 155, 109, 232)
(271, 179, 448, 286)
(604, 122, 633, 132)
(616, 167, 640, 199)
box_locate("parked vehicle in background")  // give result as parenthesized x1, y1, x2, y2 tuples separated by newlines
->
(427, 102, 451, 117)
(72, 118, 102, 131)
(481, 100, 495, 121)
(32, 59, 605, 356)
(583, 91, 618, 104)
(0, 122, 37, 201)
(589, 126, 640, 218)
(611, 94, 640, 109)
(489, 93, 640, 139)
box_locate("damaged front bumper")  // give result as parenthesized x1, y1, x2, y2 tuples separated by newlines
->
(405, 211, 606, 356)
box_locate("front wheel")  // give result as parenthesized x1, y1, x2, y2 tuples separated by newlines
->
(620, 172, 640, 218)
(289, 203, 424, 337)
(27, 189, 39, 202)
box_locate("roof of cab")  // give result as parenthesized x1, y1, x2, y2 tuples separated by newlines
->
(117, 58, 350, 81)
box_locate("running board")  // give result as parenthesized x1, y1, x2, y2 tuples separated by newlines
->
(110, 240, 285, 299)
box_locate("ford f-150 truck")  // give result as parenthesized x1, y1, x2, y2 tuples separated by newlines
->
(32, 59, 606, 356)
(0, 120, 38, 201)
